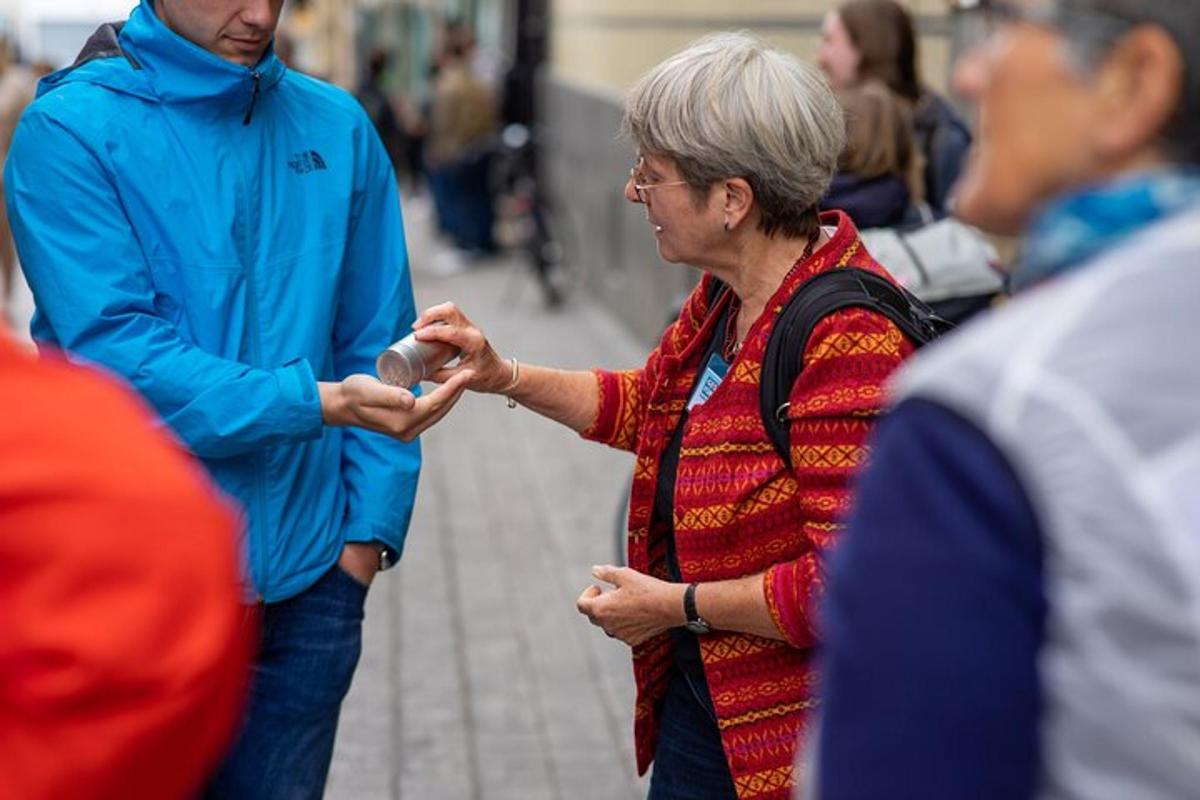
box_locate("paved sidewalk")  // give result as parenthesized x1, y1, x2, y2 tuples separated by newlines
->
(327, 195, 654, 800)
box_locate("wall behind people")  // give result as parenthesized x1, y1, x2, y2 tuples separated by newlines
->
(550, 0, 953, 96)
(542, 0, 957, 342)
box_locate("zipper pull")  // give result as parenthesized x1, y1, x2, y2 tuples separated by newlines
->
(243, 71, 261, 126)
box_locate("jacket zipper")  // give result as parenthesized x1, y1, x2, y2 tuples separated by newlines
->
(230, 99, 270, 595)
(243, 70, 261, 125)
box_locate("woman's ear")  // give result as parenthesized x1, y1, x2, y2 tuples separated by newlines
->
(722, 177, 755, 231)
(1092, 26, 1184, 163)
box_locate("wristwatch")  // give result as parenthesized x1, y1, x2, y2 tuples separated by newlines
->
(378, 543, 398, 571)
(683, 582, 712, 635)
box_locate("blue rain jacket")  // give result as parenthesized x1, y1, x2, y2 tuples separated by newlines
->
(6, 1, 421, 602)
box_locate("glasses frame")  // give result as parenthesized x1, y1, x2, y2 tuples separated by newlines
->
(629, 170, 689, 204)
(629, 157, 690, 204)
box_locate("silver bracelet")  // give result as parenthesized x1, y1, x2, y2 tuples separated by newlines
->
(503, 357, 520, 409)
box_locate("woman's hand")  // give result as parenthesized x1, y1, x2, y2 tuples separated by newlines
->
(576, 565, 687, 647)
(412, 302, 512, 393)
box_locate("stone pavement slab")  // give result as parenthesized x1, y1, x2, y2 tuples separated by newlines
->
(326, 196, 658, 800)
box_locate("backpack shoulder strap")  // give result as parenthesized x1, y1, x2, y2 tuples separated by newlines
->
(761, 267, 954, 470)
(705, 275, 727, 308)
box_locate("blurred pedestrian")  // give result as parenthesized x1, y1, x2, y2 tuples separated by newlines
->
(445, 17, 507, 101)
(356, 48, 411, 184)
(824, 80, 918, 229)
(0, 45, 36, 323)
(0, 321, 250, 800)
(818, 0, 972, 216)
(6, 1, 471, 796)
(413, 33, 920, 800)
(812, 1, 1200, 798)
(426, 39, 498, 256)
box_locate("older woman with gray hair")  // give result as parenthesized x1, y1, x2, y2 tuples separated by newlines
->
(415, 33, 916, 799)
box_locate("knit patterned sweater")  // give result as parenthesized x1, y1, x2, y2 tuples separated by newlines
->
(582, 212, 915, 799)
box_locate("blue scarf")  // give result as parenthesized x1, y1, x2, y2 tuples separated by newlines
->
(1013, 170, 1200, 293)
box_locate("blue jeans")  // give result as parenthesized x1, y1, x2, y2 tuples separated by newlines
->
(647, 670, 738, 800)
(203, 563, 368, 800)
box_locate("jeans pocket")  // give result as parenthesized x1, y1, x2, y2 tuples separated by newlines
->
(332, 562, 372, 591)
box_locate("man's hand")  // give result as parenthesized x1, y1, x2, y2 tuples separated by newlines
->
(338, 542, 381, 587)
(575, 565, 687, 647)
(318, 370, 473, 441)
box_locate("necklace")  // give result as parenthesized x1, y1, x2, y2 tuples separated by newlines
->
(721, 228, 821, 361)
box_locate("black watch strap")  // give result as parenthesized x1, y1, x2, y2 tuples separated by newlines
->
(683, 582, 711, 634)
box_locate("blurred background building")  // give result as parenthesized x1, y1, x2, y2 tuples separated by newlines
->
(338, 0, 966, 341)
(0, 0, 965, 344)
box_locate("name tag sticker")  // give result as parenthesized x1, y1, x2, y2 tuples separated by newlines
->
(687, 353, 731, 410)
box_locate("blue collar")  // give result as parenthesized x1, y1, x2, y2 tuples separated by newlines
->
(119, 0, 286, 110)
(1014, 169, 1200, 292)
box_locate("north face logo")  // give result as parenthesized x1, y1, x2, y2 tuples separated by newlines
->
(288, 150, 327, 175)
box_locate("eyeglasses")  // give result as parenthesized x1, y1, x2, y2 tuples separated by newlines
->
(629, 157, 688, 204)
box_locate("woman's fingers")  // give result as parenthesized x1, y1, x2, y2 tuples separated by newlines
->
(427, 364, 472, 385)
(576, 584, 603, 618)
(413, 301, 466, 330)
(412, 321, 472, 348)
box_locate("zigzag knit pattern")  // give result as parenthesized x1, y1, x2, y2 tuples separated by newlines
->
(582, 213, 915, 799)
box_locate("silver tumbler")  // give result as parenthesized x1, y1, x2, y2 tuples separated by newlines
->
(376, 324, 461, 388)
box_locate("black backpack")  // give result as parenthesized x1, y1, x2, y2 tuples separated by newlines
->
(707, 268, 954, 470)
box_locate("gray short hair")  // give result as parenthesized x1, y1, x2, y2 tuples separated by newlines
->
(622, 32, 845, 239)
(1060, 0, 1200, 163)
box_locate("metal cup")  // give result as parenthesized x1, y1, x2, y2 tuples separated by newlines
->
(376, 324, 460, 388)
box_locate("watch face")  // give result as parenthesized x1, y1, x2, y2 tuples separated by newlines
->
(379, 547, 397, 571)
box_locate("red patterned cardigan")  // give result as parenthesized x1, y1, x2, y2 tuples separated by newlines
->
(581, 212, 916, 799)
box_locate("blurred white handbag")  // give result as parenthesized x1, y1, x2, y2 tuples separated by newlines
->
(859, 215, 1005, 304)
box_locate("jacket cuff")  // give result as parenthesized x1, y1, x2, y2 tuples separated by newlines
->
(581, 369, 639, 450)
(343, 518, 407, 554)
(763, 562, 815, 648)
(580, 370, 617, 442)
(276, 358, 324, 441)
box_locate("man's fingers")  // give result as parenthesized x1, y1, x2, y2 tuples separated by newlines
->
(403, 380, 470, 439)
(386, 372, 473, 440)
(419, 371, 473, 408)
(349, 375, 416, 410)
(392, 388, 418, 410)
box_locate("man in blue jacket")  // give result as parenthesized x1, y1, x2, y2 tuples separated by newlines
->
(5, 0, 472, 796)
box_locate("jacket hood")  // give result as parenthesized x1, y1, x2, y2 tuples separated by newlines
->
(824, 172, 912, 230)
(38, 0, 285, 114)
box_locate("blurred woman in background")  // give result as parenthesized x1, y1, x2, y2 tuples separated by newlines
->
(818, 0, 972, 216)
(824, 80, 918, 229)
